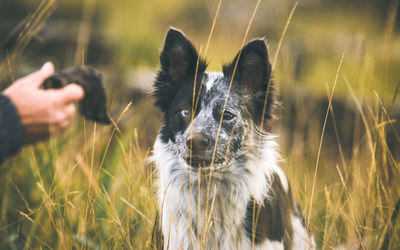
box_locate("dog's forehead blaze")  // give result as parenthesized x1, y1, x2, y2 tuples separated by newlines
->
(204, 72, 223, 92)
(201, 73, 228, 104)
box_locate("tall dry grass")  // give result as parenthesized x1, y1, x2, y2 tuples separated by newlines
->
(0, 0, 399, 249)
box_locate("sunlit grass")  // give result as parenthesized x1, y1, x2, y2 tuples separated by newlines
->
(1, 0, 400, 249)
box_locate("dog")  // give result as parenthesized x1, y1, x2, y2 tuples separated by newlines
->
(151, 28, 314, 250)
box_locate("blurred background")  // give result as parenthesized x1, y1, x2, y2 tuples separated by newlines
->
(0, 0, 399, 249)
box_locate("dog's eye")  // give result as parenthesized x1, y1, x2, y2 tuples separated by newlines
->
(223, 111, 235, 121)
(180, 109, 190, 118)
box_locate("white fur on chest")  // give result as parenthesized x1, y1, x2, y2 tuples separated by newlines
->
(152, 134, 286, 249)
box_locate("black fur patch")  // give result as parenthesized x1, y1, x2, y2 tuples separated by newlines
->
(244, 173, 294, 248)
(43, 66, 110, 124)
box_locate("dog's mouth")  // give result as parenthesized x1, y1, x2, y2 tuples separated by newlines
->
(185, 157, 226, 170)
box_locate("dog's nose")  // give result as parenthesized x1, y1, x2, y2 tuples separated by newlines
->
(186, 134, 209, 153)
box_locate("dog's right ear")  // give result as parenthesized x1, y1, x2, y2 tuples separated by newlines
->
(159, 28, 201, 84)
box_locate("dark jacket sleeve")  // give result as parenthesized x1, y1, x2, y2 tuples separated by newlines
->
(0, 94, 23, 164)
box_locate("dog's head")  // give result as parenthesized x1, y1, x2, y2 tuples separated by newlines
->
(154, 28, 274, 170)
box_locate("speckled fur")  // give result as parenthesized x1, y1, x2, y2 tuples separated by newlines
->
(151, 28, 314, 250)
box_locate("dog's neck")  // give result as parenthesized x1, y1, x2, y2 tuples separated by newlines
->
(153, 133, 284, 249)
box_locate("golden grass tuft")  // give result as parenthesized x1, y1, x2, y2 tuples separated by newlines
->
(1, 0, 400, 249)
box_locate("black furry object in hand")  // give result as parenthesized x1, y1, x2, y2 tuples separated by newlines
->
(43, 66, 111, 124)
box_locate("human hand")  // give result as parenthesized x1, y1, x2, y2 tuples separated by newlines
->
(3, 62, 84, 145)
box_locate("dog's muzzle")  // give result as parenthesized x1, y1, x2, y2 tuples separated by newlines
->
(185, 134, 225, 168)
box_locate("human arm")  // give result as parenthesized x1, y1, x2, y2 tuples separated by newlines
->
(0, 94, 23, 164)
(0, 62, 84, 164)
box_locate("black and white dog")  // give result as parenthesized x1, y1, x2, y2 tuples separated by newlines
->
(152, 28, 314, 249)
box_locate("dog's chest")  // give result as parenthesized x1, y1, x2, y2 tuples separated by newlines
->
(161, 177, 251, 249)
(153, 135, 286, 249)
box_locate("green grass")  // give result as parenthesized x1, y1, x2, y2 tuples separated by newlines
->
(1, 0, 400, 249)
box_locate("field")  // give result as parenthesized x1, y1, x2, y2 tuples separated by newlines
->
(0, 0, 400, 249)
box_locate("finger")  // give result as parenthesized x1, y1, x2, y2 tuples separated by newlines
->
(59, 117, 71, 130)
(54, 84, 85, 104)
(19, 62, 55, 88)
(49, 113, 70, 132)
(64, 103, 76, 118)
(49, 110, 67, 127)
(53, 104, 75, 131)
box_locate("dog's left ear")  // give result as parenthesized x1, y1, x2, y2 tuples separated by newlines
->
(223, 39, 274, 122)
(223, 39, 271, 93)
